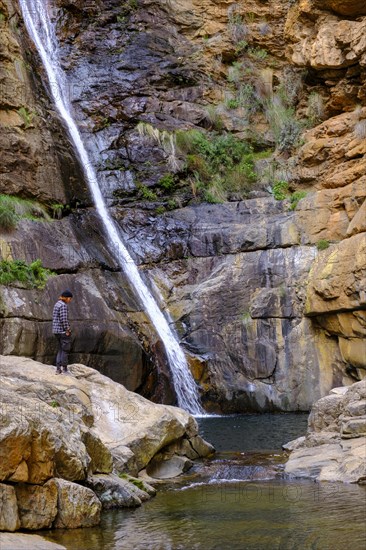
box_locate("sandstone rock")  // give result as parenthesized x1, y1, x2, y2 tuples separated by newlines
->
(341, 417, 366, 438)
(15, 480, 58, 530)
(317, 1, 366, 16)
(0, 412, 31, 481)
(305, 233, 366, 315)
(285, 380, 366, 482)
(345, 399, 366, 416)
(347, 199, 366, 236)
(0, 2, 87, 204)
(339, 336, 366, 370)
(287, 7, 366, 70)
(81, 431, 113, 475)
(0, 355, 212, 482)
(0, 0, 362, 424)
(160, 434, 215, 461)
(8, 461, 29, 483)
(0, 484, 20, 532)
(53, 478, 101, 529)
(0, 533, 66, 550)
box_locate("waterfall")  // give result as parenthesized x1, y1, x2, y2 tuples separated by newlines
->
(19, 0, 204, 415)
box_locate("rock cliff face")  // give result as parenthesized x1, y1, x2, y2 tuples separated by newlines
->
(0, 0, 364, 411)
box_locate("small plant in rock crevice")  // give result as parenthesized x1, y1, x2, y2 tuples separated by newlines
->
(271, 180, 289, 200)
(271, 182, 307, 209)
(17, 107, 35, 129)
(0, 195, 50, 231)
(316, 239, 330, 251)
(289, 190, 307, 210)
(136, 183, 158, 201)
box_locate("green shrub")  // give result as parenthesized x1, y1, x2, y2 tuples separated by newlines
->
(235, 40, 248, 55)
(177, 130, 258, 203)
(227, 61, 243, 85)
(306, 92, 325, 126)
(203, 186, 225, 204)
(265, 95, 303, 152)
(137, 184, 157, 201)
(159, 173, 176, 191)
(238, 83, 260, 115)
(167, 199, 178, 210)
(226, 98, 240, 109)
(316, 239, 330, 251)
(0, 259, 54, 289)
(247, 47, 268, 60)
(289, 190, 307, 210)
(272, 180, 289, 200)
(205, 105, 224, 131)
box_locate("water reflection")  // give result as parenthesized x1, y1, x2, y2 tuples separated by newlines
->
(45, 481, 366, 550)
(41, 415, 365, 550)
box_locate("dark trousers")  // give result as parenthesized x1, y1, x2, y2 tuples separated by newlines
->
(55, 334, 71, 368)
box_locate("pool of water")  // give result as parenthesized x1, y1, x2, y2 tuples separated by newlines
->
(41, 415, 366, 550)
(197, 412, 309, 452)
(45, 481, 366, 550)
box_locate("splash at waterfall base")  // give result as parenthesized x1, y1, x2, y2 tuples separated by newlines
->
(0, 356, 214, 533)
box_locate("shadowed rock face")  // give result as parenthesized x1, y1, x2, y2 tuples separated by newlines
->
(0, 0, 364, 412)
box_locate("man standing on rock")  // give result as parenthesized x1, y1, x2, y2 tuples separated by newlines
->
(52, 290, 73, 374)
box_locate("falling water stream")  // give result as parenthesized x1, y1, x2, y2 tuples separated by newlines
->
(19, 0, 204, 414)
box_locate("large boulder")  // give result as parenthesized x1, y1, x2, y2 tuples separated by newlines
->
(0, 356, 210, 479)
(85, 474, 154, 509)
(52, 478, 101, 529)
(15, 481, 58, 530)
(284, 380, 366, 482)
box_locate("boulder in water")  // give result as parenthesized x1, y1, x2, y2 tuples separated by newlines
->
(284, 380, 366, 483)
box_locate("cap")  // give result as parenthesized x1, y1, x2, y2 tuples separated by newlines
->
(61, 290, 73, 298)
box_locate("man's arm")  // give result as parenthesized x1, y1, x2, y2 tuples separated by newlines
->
(60, 303, 71, 334)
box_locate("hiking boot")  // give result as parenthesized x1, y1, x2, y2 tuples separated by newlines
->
(55, 368, 62, 375)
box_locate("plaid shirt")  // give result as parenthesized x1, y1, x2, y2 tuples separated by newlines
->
(52, 300, 70, 334)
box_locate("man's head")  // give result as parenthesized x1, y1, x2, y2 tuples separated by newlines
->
(60, 290, 73, 303)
